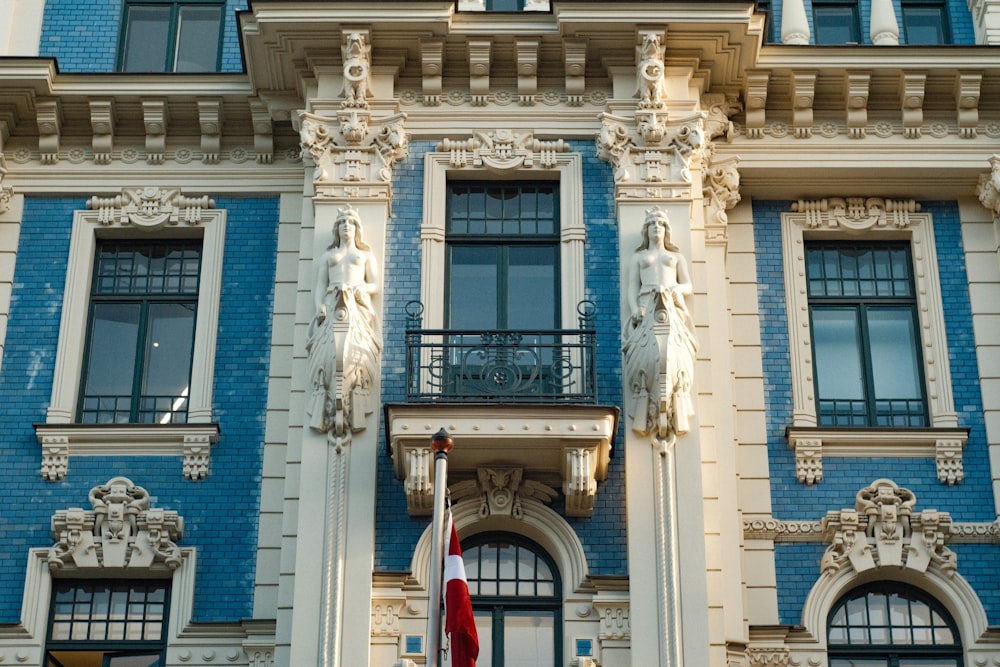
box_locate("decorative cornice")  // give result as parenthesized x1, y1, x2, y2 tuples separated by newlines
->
(744, 515, 1000, 544)
(790, 197, 921, 232)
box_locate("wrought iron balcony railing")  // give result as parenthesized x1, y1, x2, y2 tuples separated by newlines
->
(404, 301, 598, 403)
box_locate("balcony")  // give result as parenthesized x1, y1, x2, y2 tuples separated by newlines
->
(387, 301, 617, 518)
(403, 300, 598, 404)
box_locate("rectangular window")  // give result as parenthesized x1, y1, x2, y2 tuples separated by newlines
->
(46, 580, 169, 666)
(806, 242, 928, 427)
(120, 1, 223, 72)
(902, 0, 949, 44)
(813, 1, 861, 44)
(78, 240, 201, 424)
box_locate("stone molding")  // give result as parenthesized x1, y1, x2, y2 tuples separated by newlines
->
(48, 476, 184, 574)
(87, 186, 215, 229)
(437, 130, 569, 173)
(35, 424, 220, 481)
(781, 199, 957, 433)
(450, 466, 558, 519)
(745, 515, 1000, 544)
(786, 428, 969, 486)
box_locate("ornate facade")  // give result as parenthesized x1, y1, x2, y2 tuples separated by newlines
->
(0, 1, 998, 666)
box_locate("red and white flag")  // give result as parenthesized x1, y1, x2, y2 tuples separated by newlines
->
(444, 516, 479, 667)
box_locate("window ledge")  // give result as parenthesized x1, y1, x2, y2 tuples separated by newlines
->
(785, 426, 969, 485)
(385, 403, 618, 518)
(34, 423, 220, 481)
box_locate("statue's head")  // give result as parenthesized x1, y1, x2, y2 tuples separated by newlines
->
(638, 207, 678, 251)
(330, 204, 370, 250)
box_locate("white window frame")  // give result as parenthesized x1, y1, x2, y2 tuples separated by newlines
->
(35, 188, 225, 480)
(420, 143, 585, 330)
(781, 198, 967, 484)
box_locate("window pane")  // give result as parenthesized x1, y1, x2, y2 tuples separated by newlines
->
(504, 611, 554, 667)
(141, 302, 196, 423)
(449, 246, 498, 328)
(812, 308, 864, 399)
(814, 5, 860, 43)
(108, 655, 162, 667)
(122, 7, 171, 72)
(508, 246, 558, 329)
(473, 611, 494, 667)
(82, 303, 141, 422)
(175, 6, 222, 72)
(830, 661, 888, 667)
(903, 6, 946, 43)
(868, 307, 922, 399)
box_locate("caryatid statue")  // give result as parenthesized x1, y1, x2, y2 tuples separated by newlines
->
(622, 207, 698, 440)
(306, 205, 382, 437)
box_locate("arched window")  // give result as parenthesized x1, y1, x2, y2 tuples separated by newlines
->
(827, 583, 962, 666)
(461, 533, 562, 667)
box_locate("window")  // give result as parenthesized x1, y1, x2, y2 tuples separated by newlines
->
(46, 580, 169, 667)
(902, 0, 949, 44)
(828, 584, 962, 666)
(446, 182, 560, 331)
(79, 240, 201, 425)
(119, 1, 223, 72)
(461, 534, 562, 667)
(813, 0, 861, 44)
(806, 242, 927, 427)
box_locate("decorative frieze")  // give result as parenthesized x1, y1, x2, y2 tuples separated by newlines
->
(48, 476, 184, 573)
(438, 130, 568, 173)
(86, 186, 216, 229)
(747, 647, 790, 666)
(791, 197, 921, 231)
(821, 479, 957, 577)
(745, 515, 1000, 544)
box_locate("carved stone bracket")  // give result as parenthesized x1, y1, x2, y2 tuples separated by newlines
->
(371, 596, 405, 638)
(421, 39, 444, 106)
(299, 110, 408, 198)
(0, 153, 11, 215)
(438, 130, 568, 173)
(747, 647, 790, 666)
(820, 479, 957, 577)
(342, 31, 373, 109)
(704, 155, 741, 242)
(594, 596, 630, 641)
(564, 40, 587, 107)
(846, 71, 871, 139)
(48, 476, 184, 574)
(86, 187, 216, 229)
(977, 154, 1000, 216)
(597, 110, 703, 187)
(787, 428, 968, 486)
(197, 98, 223, 164)
(791, 197, 921, 232)
(744, 71, 770, 139)
(89, 98, 115, 165)
(141, 98, 168, 165)
(249, 97, 274, 164)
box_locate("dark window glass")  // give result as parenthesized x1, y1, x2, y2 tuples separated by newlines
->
(484, 0, 525, 10)
(446, 182, 559, 331)
(806, 242, 927, 427)
(902, 3, 949, 44)
(814, 2, 861, 43)
(462, 534, 561, 667)
(47, 581, 169, 667)
(121, 2, 222, 72)
(79, 240, 201, 424)
(828, 584, 961, 667)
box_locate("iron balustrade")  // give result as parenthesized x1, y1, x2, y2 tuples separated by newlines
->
(404, 301, 598, 403)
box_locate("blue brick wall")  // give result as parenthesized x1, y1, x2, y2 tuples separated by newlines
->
(374, 141, 628, 576)
(764, 0, 975, 44)
(0, 195, 278, 624)
(39, 0, 248, 73)
(755, 199, 1000, 627)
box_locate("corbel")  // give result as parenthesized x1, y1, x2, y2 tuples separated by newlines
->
(791, 70, 816, 139)
(36, 98, 61, 164)
(564, 40, 586, 107)
(468, 39, 492, 106)
(142, 98, 169, 165)
(183, 432, 213, 480)
(900, 71, 926, 138)
(248, 97, 273, 164)
(421, 39, 444, 106)
(0, 118, 11, 214)
(935, 438, 964, 485)
(744, 70, 769, 139)
(40, 434, 69, 481)
(955, 71, 982, 139)
(845, 71, 870, 139)
(404, 448, 433, 515)
(564, 448, 598, 517)
(516, 38, 539, 106)
(792, 437, 823, 485)
(89, 98, 115, 165)
(197, 97, 224, 164)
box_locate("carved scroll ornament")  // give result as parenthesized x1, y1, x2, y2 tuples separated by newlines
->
(48, 477, 184, 573)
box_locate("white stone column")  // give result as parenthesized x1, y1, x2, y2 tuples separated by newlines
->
(870, 0, 901, 44)
(781, 0, 811, 44)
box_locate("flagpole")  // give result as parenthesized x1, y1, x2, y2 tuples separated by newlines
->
(426, 428, 453, 667)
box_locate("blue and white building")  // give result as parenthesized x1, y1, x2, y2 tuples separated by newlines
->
(0, 1, 998, 666)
